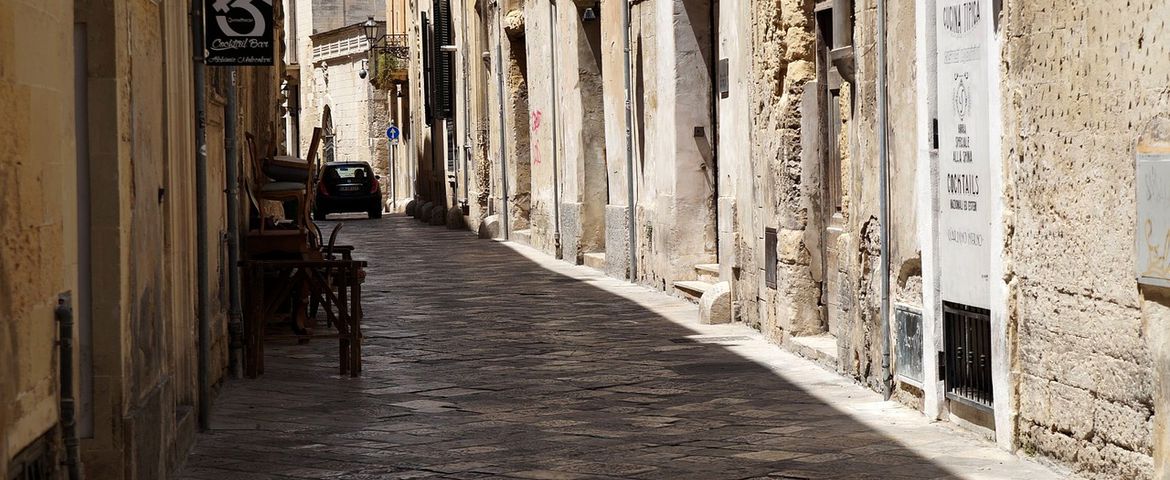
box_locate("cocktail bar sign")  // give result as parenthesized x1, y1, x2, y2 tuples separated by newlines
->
(204, 0, 275, 66)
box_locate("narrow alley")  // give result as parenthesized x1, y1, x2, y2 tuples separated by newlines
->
(178, 216, 1065, 480)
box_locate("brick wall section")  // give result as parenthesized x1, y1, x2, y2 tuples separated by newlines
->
(1002, 1, 1169, 477)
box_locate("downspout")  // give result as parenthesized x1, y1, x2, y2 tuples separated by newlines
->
(191, 0, 212, 431)
(877, 0, 893, 400)
(622, 0, 637, 280)
(548, 0, 562, 256)
(462, 9, 472, 214)
(495, 2, 510, 239)
(225, 68, 244, 379)
(55, 295, 82, 480)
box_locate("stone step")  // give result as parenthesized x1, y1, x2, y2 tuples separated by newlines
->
(783, 335, 841, 370)
(583, 252, 606, 270)
(511, 229, 532, 246)
(694, 263, 720, 283)
(673, 280, 714, 302)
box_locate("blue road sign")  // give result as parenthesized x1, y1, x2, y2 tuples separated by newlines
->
(386, 125, 401, 141)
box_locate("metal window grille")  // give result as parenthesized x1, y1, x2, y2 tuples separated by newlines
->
(944, 302, 993, 410)
(7, 431, 55, 480)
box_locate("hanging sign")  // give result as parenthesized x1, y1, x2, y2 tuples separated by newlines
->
(937, 0, 994, 309)
(204, 0, 275, 66)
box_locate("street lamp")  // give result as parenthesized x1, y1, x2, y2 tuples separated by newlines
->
(363, 16, 380, 45)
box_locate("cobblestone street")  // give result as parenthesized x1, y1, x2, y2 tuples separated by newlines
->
(179, 215, 1069, 480)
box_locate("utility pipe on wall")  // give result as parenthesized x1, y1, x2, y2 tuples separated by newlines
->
(876, 0, 893, 401)
(495, 1, 510, 239)
(191, 0, 212, 431)
(548, 0, 562, 256)
(225, 68, 243, 379)
(462, 4, 472, 213)
(56, 295, 82, 480)
(621, 0, 637, 280)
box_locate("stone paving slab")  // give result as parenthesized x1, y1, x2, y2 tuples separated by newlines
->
(179, 215, 1075, 480)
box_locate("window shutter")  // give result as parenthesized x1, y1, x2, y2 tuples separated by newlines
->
(433, 0, 454, 119)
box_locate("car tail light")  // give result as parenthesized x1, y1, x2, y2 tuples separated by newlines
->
(318, 182, 330, 197)
(369, 179, 379, 194)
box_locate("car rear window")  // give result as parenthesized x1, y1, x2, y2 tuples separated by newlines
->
(327, 165, 371, 180)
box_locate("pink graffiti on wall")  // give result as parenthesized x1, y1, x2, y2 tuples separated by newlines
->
(531, 110, 543, 165)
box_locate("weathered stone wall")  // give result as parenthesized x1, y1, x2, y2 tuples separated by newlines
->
(0, 2, 77, 477)
(623, 0, 717, 292)
(838, 0, 920, 392)
(717, 0, 751, 294)
(1001, 1, 1166, 477)
(1, 1, 282, 478)
(502, 8, 533, 231)
(522, 0, 558, 254)
(311, 0, 385, 32)
(747, 0, 817, 340)
(554, 0, 607, 264)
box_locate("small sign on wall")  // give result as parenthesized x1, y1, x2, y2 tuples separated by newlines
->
(1137, 118, 1170, 288)
(204, 0, 275, 66)
(717, 58, 730, 99)
(895, 305, 924, 386)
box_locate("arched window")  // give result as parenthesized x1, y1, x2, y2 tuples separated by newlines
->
(322, 106, 335, 164)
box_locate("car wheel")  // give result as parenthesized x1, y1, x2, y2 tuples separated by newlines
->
(314, 205, 328, 220)
(368, 206, 383, 219)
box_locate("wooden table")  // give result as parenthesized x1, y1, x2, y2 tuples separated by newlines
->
(242, 258, 367, 378)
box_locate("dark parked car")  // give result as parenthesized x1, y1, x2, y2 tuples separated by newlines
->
(314, 162, 383, 219)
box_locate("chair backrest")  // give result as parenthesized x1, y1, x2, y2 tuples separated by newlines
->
(244, 132, 268, 188)
(325, 223, 343, 259)
(305, 127, 323, 168)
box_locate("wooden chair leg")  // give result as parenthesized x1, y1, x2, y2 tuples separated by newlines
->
(338, 274, 350, 376)
(350, 272, 362, 377)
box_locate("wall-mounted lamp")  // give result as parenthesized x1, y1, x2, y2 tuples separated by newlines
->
(582, 4, 599, 21)
(362, 16, 380, 44)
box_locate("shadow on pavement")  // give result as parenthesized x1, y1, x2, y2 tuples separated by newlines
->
(181, 215, 958, 480)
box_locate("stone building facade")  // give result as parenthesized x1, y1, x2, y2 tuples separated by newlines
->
(286, 0, 396, 210)
(401, 0, 1170, 478)
(1, 0, 285, 478)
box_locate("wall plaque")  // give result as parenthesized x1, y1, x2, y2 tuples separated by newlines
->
(204, 0, 275, 66)
(937, 0, 994, 309)
(895, 305, 924, 386)
(1137, 118, 1170, 287)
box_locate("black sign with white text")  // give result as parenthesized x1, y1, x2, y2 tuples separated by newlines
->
(204, 0, 274, 66)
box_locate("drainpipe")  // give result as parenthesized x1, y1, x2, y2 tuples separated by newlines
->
(462, 9, 472, 214)
(191, 0, 212, 431)
(548, 0, 562, 256)
(225, 68, 243, 379)
(495, 2, 510, 239)
(877, 0, 893, 401)
(56, 294, 82, 480)
(621, 0, 637, 280)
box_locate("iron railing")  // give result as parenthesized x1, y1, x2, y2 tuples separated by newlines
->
(944, 302, 993, 410)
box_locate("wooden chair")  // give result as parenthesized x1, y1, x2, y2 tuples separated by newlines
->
(245, 127, 322, 235)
